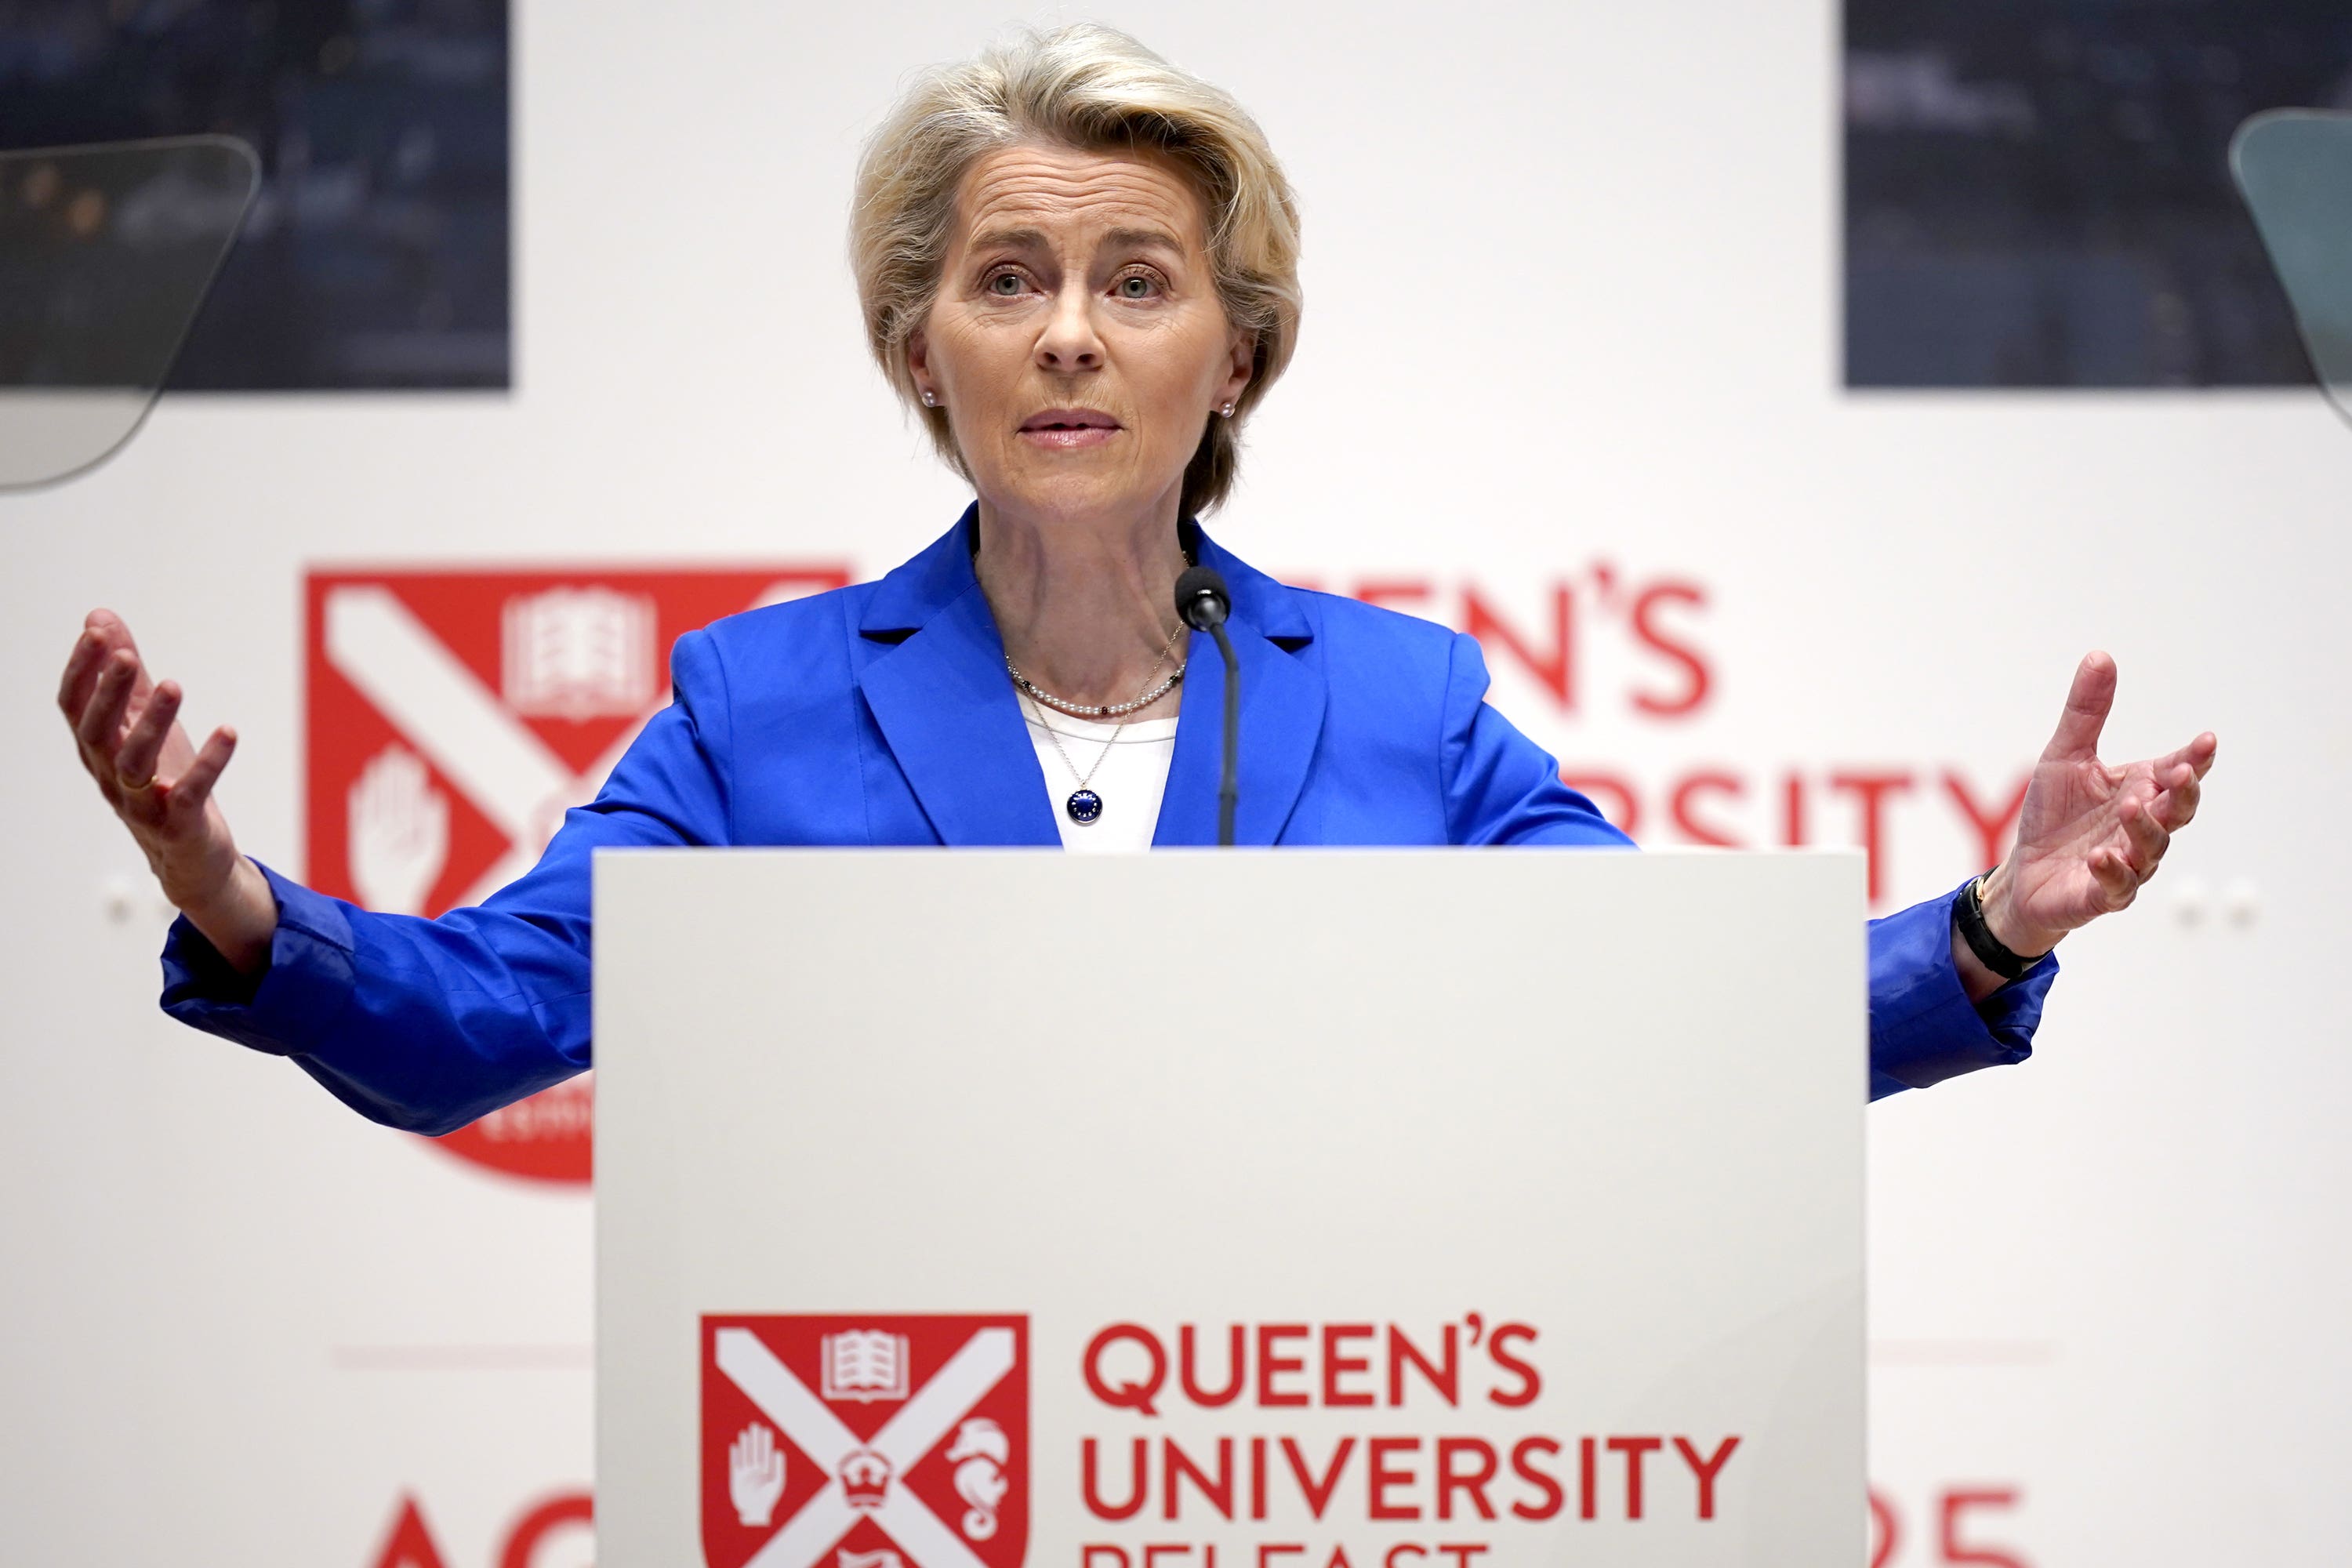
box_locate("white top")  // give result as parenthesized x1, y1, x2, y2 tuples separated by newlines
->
(1020, 699, 1178, 851)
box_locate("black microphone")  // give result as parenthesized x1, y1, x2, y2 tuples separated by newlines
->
(1174, 565, 1240, 847)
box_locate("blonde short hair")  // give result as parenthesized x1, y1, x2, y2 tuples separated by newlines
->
(850, 24, 1302, 519)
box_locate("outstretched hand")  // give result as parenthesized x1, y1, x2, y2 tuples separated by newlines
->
(1981, 651, 2216, 959)
(59, 609, 275, 971)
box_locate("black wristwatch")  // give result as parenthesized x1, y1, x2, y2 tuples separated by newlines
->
(1953, 872, 2035, 982)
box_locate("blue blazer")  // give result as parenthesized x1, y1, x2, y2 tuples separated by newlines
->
(162, 507, 2056, 1133)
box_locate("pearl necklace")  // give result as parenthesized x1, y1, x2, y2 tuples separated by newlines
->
(1006, 644, 1185, 718)
(1010, 663, 1185, 718)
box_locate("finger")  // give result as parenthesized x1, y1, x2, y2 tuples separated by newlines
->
(2152, 730, 2220, 782)
(2118, 793, 2169, 873)
(74, 651, 140, 757)
(2150, 767, 2201, 832)
(114, 680, 181, 789)
(162, 726, 237, 819)
(56, 624, 114, 720)
(2089, 844, 2137, 909)
(83, 608, 153, 667)
(84, 608, 158, 704)
(2044, 651, 2118, 762)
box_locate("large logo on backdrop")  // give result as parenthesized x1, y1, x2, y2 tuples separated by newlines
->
(303, 564, 851, 1183)
(701, 1315, 1029, 1568)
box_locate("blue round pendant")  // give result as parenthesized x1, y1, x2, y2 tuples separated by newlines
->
(1065, 789, 1103, 825)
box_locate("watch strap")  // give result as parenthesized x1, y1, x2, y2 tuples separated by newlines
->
(1954, 873, 2032, 982)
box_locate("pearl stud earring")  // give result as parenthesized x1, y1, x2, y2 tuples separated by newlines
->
(1221, 402, 1235, 418)
(922, 390, 938, 407)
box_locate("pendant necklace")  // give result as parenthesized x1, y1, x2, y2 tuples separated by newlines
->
(1011, 624, 1185, 825)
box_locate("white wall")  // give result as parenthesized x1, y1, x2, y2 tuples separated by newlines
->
(4, 0, 2347, 1563)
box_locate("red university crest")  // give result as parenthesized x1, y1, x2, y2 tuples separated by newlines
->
(701, 1315, 1029, 1568)
(301, 563, 848, 1181)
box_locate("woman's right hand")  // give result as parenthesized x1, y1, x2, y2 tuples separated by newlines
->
(60, 609, 277, 975)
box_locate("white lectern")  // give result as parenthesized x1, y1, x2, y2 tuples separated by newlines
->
(596, 850, 1864, 1568)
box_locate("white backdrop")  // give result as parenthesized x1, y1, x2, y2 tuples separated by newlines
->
(3, 0, 2346, 1563)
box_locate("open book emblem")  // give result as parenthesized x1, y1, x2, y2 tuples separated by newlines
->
(501, 586, 659, 721)
(702, 1314, 1029, 1568)
(823, 1330, 912, 1403)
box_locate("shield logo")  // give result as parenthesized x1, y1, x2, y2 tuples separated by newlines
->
(301, 563, 850, 1181)
(702, 1315, 1029, 1568)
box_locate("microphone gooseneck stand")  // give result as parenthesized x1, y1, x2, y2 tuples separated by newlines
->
(1174, 565, 1240, 847)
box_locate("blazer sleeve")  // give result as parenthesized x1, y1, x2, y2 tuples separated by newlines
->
(1439, 630, 2058, 1100)
(155, 626, 736, 1135)
(1439, 633, 1634, 848)
(1865, 882, 2056, 1102)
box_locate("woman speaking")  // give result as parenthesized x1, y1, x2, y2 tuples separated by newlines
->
(56, 26, 2212, 1132)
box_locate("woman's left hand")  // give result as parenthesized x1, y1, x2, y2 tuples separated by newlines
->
(1980, 651, 2217, 959)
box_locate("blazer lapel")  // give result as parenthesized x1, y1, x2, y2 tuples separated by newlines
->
(1155, 535, 1327, 846)
(855, 514, 1060, 846)
(855, 508, 1326, 848)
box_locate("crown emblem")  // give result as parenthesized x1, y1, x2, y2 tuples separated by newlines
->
(840, 1446, 893, 1510)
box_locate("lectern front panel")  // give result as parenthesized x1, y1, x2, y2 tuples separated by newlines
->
(595, 849, 1865, 1567)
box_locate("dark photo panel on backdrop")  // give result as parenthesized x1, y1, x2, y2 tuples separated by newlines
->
(1843, 0, 2352, 388)
(0, 0, 510, 391)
